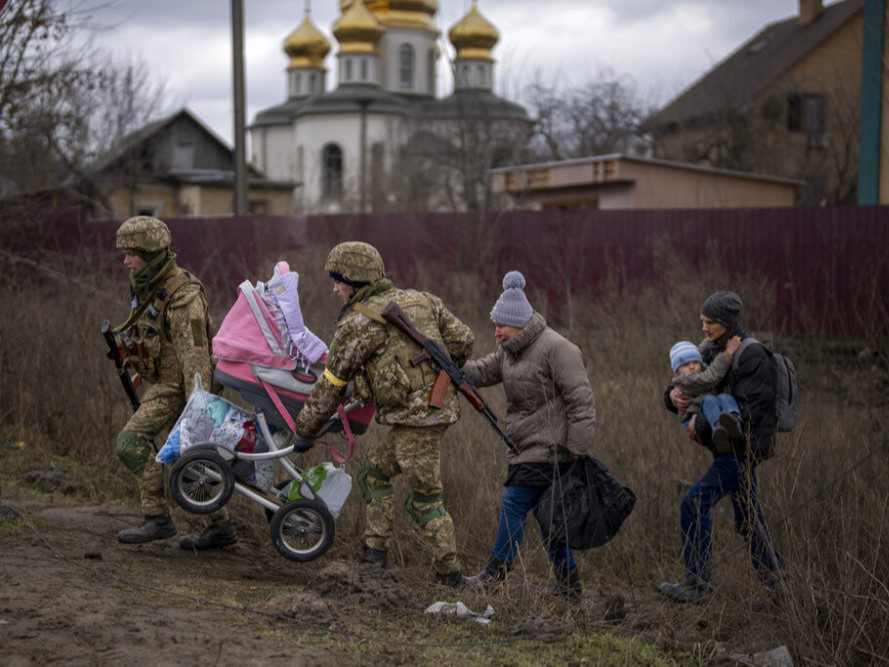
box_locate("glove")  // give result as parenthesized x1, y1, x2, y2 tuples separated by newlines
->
(292, 437, 315, 453)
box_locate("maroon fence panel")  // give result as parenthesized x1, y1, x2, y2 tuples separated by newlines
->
(17, 205, 889, 336)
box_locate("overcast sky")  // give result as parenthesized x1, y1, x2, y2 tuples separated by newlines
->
(78, 0, 811, 146)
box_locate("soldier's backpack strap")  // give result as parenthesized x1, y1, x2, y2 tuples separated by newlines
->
(352, 294, 433, 324)
(351, 302, 386, 323)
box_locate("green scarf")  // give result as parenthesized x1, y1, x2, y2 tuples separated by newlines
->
(337, 278, 394, 321)
(130, 248, 173, 300)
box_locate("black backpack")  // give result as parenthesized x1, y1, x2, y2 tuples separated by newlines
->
(733, 337, 799, 432)
(533, 457, 636, 550)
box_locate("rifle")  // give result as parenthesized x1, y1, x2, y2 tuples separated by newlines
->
(380, 301, 519, 455)
(102, 320, 141, 412)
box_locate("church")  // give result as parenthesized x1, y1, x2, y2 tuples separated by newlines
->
(249, 1, 530, 215)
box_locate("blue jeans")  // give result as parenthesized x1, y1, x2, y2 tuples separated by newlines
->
(700, 393, 739, 431)
(680, 454, 784, 588)
(490, 484, 576, 569)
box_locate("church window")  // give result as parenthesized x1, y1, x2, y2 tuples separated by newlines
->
(476, 64, 485, 87)
(322, 144, 343, 199)
(461, 63, 469, 87)
(427, 49, 435, 94)
(399, 44, 414, 90)
(345, 59, 353, 81)
(295, 73, 302, 95)
(361, 58, 368, 81)
(310, 73, 317, 93)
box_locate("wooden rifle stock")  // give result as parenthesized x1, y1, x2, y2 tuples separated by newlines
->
(102, 320, 141, 412)
(380, 301, 519, 454)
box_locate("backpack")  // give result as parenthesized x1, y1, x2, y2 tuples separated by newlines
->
(733, 337, 798, 432)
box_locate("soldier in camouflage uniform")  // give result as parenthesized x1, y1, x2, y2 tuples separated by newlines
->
(292, 242, 474, 588)
(113, 216, 237, 550)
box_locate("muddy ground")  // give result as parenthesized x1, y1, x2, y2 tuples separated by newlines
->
(1, 487, 794, 666)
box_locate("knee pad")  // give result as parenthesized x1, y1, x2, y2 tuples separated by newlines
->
(116, 431, 153, 475)
(356, 460, 393, 504)
(404, 489, 446, 528)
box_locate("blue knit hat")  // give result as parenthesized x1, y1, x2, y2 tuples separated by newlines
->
(490, 271, 533, 327)
(670, 341, 703, 373)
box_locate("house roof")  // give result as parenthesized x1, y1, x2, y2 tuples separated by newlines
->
(87, 107, 235, 175)
(490, 153, 804, 188)
(643, 0, 863, 130)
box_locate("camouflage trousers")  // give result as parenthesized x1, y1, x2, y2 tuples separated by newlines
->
(361, 424, 460, 575)
(117, 384, 228, 525)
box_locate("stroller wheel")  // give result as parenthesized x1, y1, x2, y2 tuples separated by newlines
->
(169, 449, 234, 514)
(270, 499, 334, 562)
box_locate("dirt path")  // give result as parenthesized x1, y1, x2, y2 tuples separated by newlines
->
(1, 493, 792, 665)
(0, 497, 416, 665)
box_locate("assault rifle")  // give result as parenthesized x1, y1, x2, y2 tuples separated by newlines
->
(380, 301, 519, 455)
(102, 320, 141, 412)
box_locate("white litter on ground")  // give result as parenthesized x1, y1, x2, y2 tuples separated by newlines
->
(425, 601, 495, 624)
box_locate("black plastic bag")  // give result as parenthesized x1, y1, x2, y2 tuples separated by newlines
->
(533, 457, 636, 550)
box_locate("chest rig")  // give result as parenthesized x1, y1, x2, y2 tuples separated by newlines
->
(114, 265, 203, 382)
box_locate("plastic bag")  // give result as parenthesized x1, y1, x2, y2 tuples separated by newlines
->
(156, 374, 265, 469)
(280, 462, 352, 519)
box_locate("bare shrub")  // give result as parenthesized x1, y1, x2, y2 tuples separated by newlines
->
(1, 232, 887, 663)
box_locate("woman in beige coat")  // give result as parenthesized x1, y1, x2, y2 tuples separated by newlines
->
(462, 271, 596, 597)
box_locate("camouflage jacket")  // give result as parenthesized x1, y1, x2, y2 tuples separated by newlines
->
(115, 259, 214, 401)
(293, 286, 474, 437)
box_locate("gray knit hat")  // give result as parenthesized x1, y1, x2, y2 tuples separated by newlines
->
(491, 271, 533, 327)
(701, 290, 742, 329)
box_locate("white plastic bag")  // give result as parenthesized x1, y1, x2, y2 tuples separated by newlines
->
(281, 462, 352, 519)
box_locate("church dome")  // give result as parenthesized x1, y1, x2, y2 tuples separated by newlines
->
(333, 0, 384, 54)
(342, 0, 438, 32)
(283, 11, 331, 69)
(448, 1, 499, 61)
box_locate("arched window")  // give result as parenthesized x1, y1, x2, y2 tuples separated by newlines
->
(322, 144, 343, 199)
(427, 49, 435, 94)
(399, 43, 414, 90)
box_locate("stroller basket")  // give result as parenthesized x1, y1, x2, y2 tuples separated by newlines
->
(214, 360, 373, 436)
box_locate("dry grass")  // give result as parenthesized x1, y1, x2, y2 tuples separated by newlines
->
(1, 238, 887, 664)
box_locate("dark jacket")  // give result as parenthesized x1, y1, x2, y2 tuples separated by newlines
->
(666, 324, 776, 459)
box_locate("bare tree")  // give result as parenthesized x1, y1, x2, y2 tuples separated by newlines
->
(523, 67, 654, 162)
(0, 0, 167, 209)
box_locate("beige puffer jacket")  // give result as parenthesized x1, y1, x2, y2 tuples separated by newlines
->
(462, 312, 596, 464)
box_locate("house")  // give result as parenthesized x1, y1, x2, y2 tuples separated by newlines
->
(249, 1, 531, 214)
(489, 154, 801, 210)
(643, 0, 885, 205)
(80, 108, 297, 218)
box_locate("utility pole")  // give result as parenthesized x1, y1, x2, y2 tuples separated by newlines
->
(231, 0, 248, 215)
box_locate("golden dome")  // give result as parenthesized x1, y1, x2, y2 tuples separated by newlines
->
(333, 0, 383, 54)
(448, 1, 499, 61)
(342, 0, 438, 33)
(283, 12, 331, 69)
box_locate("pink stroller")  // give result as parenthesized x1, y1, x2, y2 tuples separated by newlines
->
(166, 262, 374, 562)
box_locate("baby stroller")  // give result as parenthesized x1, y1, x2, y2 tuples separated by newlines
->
(163, 262, 374, 562)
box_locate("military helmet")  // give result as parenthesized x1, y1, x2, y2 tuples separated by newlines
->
(324, 241, 385, 284)
(116, 216, 172, 253)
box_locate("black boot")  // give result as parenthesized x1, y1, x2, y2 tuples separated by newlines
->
(551, 565, 583, 599)
(118, 514, 176, 544)
(466, 557, 511, 589)
(360, 545, 388, 568)
(435, 570, 469, 589)
(179, 520, 237, 551)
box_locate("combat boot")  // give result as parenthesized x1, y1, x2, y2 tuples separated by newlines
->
(466, 557, 511, 589)
(435, 570, 469, 589)
(118, 514, 176, 544)
(360, 545, 388, 568)
(179, 520, 237, 551)
(551, 565, 583, 599)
